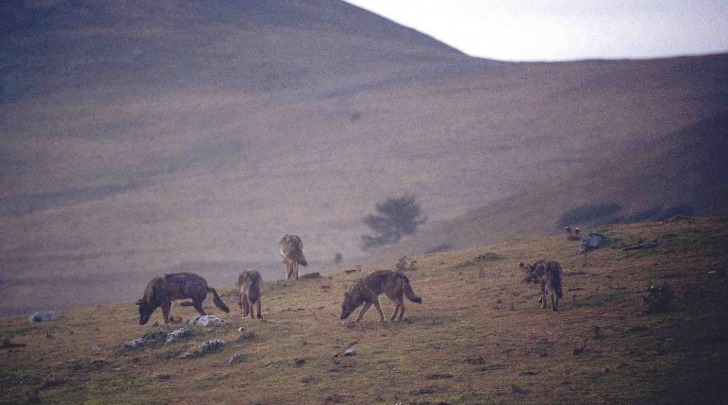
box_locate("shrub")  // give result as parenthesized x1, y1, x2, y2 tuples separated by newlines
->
(361, 195, 426, 250)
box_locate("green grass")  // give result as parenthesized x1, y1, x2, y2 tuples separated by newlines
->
(1, 217, 727, 404)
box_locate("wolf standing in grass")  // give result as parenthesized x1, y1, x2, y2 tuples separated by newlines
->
(136, 272, 230, 325)
(340, 269, 422, 323)
(237, 270, 263, 319)
(279, 234, 307, 280)
(519, 260, 564, 311)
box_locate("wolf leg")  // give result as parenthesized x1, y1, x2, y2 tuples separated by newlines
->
(242, 296, 250, 317)
(371, 298, 385, 323)
(551, 293, 559, 312)
(390, 295, 405, 320)
(293, 261, 299, 280)
(394, 304, 406, 320)
(192, 300, 207, 317)
(255, 299, 263, 319)
(246, 298, 253, 318)
(285, 260, 292, 279)
(161, 302, 172, 324)
(356, 302, 372, 322)
(390, 305, 400, 320)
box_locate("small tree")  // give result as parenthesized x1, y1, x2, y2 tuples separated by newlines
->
(361, 195, 427, 250)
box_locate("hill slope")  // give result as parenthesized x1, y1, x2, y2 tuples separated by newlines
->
(1, 0, 464, 101)
(1, 0, 728, 316)
(1, 217, 727, 404)
(380, 111, 728, 257)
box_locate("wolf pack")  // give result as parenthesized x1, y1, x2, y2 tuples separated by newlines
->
(136, 233, 564, 326)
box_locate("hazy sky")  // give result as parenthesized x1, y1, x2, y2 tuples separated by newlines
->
(344, 0, 728, 61)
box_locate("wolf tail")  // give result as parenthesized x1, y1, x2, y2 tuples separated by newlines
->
(403, 278, 422, 303)
(208, 287, 230, 313)
(292, 251, 308, 266)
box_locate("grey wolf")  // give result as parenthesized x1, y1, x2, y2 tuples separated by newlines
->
(519, 260, 563, 311)
(340, 269, 422, 322)
(395, 255, 418, 271)
(237, 269, 263, 319)
(279, 234, 307, 280)
(565, 226, 581, 240)
(136, 272, 230, 325)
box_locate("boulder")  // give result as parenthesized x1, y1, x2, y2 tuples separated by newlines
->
(188, 315, 226, 327)
(28, 310, 61, 323)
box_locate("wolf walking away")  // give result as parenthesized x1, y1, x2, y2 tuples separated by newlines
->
(519, 260, 564, 311)
(237, 269, 263, 319)
(136, 272, 230, 325)
(279, 234, 307, 280)
(340, 269, 422, 323)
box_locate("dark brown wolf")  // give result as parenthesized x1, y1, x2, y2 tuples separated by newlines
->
(519, 260, 564, 311)
(279, 234, 307, 280)
(340, 269, 422, 323)
(237, 269, 263, 319)
(136, 272, 230, 325)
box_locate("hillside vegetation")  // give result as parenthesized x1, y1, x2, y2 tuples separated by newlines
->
(2, 217, 727, 404)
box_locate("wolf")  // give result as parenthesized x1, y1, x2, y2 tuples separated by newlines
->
(340, 269, 422, 323)
(237, 269, 263, 319)
(279, 234, 307, 280)
(136, 272, 230, 325)
(519, 260, 564, 311)
(395, 255, 417, 271)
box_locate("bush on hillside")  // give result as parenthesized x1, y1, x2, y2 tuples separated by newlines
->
(361, 195, 427, 250)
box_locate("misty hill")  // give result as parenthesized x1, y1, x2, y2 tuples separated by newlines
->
(1, 0, 464, 101)
(379, 111, 728, 257)
(1, 0, 728, 316)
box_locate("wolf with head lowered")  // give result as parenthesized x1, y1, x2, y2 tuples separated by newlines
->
(519, 260, 564, 311)
(341, 269, 422, 323)
(136, 272, 230, 325)
(279, 234, 307, 280)
(237, 269, 263, 319)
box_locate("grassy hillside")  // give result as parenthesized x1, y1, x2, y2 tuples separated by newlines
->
(3, 54, 727, 317)
(2, 217, 727, 404)
(2, 1, 728, 319)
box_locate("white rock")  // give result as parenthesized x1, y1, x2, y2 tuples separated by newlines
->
(165, 327, 191, 343)
(28, 310, 61, 323)
(188, 315, 226, 327)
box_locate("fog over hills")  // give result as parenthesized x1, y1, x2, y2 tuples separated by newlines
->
(377, 111, 728, 258)
(1, 0, 727, 315)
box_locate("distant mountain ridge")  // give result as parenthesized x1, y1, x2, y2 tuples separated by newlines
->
(1, 0, 465, 102)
